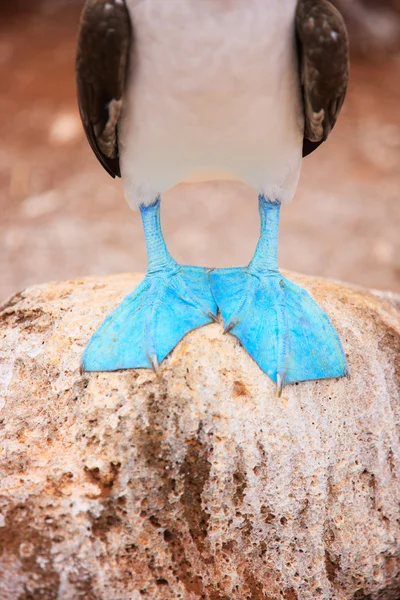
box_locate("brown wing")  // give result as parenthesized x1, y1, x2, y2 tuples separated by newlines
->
(76, 0, 132, 178)
(296, 0, 350, 157)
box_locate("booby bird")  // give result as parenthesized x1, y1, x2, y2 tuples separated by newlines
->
(77, 0, 350, 393)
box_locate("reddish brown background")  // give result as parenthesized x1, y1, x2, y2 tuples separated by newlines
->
(1, 0, 400, 301)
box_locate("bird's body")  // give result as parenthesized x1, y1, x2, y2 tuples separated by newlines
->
(120, 0, 303, 206)
(77, 0, 350, 392)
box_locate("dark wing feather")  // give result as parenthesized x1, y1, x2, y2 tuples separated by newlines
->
(76, 0, 132, 178)
(296, 0, 349, 157)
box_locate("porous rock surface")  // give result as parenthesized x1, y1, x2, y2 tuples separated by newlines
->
(0, 272, 399, 600)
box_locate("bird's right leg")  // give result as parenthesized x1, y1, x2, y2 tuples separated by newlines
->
(82, 196, 217, 372)
(210, 195, 348, 395)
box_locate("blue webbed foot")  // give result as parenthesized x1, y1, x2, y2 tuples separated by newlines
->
(83, 265, 217, 372)
(210, 267, 348, 392)
(82, 197, 217, 372)
(210, 195, 348, 393)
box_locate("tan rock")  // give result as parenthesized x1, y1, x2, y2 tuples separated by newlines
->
(0, 272, 399, 600)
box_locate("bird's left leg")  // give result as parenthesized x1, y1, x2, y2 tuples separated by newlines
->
(82, 196, 217, 372)
(210, 194, 348, 395)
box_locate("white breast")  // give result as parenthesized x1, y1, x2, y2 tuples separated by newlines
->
(120, 0, 304, 207)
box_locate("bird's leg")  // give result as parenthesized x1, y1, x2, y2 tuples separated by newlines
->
(210, 194, 348, 394)
(82, 196, 217, 372)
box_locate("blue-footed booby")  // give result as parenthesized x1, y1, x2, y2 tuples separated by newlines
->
(77, 0, 350, 394)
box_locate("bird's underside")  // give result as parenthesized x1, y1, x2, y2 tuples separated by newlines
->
(76, 0, 350, 392)
(76, 0, 349, 182)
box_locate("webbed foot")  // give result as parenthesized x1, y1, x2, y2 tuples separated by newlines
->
(82, 197, 217, 372)
(210, 195, 348, 392)
(82, 265, 217, 371)
(210, 267, 347, 392)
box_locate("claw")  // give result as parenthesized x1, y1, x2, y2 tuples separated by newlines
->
(224, 321, 236, 334)
(149, 354, 160, 376)
(276, 373, 285, 398)
(207, 311, 219, 323)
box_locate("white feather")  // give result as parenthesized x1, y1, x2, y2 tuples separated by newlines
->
(119, 0, 304, 207)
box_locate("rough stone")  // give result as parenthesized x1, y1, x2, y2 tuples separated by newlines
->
(0, 272, 399, 600)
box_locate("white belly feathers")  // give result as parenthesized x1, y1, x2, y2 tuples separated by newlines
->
(119, 0, 304, 206)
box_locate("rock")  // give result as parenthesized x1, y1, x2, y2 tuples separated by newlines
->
(0, 272, 399, 600)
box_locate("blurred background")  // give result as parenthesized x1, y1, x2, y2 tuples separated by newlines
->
(1, 0, 400, 301)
